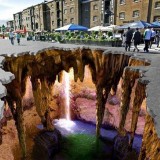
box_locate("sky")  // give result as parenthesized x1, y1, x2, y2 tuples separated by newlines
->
(0, 0, 46, 20)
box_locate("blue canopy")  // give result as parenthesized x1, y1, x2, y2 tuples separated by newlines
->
(151, 21, 160, 27)
(118, 20, 156, 29)
(55, 24, 88, 31)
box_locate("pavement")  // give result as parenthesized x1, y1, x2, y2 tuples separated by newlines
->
(0, 38, 159, 55)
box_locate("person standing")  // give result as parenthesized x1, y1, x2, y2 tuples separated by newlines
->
(16, 32, 21, 45)
(132, 28, 141, 52)
(143, 27, 152, 52)
(9, 30, 14, 45)
(124, 27, 133, 51)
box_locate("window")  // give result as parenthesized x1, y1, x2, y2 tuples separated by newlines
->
(93, 4, 98, 10)
(64, 9, 67, 14)
(51, 12, 54, 16)
(64, 19, 67, 24)
(132, 10, 139, 17)
(154, 16, 160, 21)
(85, 6, 89, 11)
(155, 1, 160, 8)
(52, 21, 54, 26)
(120, 0, 125, 4)
(133, 0, 139, 2)
(70, 18, 74, 23)
(70, 7, 74, 13)
(119, 12, 125, 19)
(93, 16, 97, 21)
(84, 18, 88, 23)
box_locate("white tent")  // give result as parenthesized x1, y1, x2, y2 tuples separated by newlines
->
(88, 26, 104, 31)
(101, 25, 119, 31)
(88, 26, 114, 31)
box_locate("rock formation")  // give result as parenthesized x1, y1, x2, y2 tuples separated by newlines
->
(0, 45, 159, 159)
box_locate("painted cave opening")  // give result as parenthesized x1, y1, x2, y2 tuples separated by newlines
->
(0, 48, 152, 160)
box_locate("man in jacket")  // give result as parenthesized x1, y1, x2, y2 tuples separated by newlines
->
(132, 28, 141, 52)
(125, 27, 133, 51)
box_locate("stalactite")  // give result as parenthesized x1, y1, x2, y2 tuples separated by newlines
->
(119, 67, 140, 134)
(40, 78, 54, 130)
(129, 80, 146, 148)
(96, 86, 105, 137)
(15, 98, 26, 158)
(96, 85, 112, 137)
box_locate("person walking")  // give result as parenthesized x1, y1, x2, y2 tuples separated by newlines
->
(150, 28, 156, 48)
(16, 32, 21, 45)
(124, 27, 133, 51)
(9, 30, 14, 45)
(132, 28, 141, 52)
(143, 27, 152, 53)
(155, 31, 160, 47)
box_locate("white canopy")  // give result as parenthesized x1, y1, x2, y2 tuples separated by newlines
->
(88, 26, 104, 31)
(101, 25, 119, 31)
(88, 25, 117, 31)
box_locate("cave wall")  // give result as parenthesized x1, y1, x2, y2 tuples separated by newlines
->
(0, 47, 160, 159)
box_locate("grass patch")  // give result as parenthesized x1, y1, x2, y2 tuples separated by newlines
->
(61, 134, 108, 160)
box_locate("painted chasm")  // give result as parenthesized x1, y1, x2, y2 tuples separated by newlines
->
(0, 46, 159, 160)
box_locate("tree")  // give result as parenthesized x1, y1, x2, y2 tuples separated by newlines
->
(2, 24, 5, 32)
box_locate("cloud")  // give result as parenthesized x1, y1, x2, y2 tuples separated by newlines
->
(0, 0, 43, 20)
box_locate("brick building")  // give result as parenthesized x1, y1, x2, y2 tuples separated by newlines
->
(6, 20, 14, 31)
(13, 0, 113, 31)
(13, 12, 22, 31)
(22, 7, 34, 32)
(115, 0, 160, 25)
(81, 0, 113, 28)
(63, 0, 81, 26)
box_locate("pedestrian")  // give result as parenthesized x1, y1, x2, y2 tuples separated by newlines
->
(143, 27, 152, 52)
(124, 27, 133, 51)
(16, 32, 21, 45)
(9, 30, 14, 45)
(150, 28, 156, 48)
(155, 31, 160, 47)
(132, 28, 141, 52)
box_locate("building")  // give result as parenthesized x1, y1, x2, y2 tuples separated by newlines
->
(13, 12, 22, 31)
(150, 0, 160, 22)
(33, 3, 46, 32)
(81, 0, 113, 28)
(6, 20, 14, 31)
(63, 0, 81, 26)
(45, 0, 63, 31)
(22, 7, 34, 32)
(115, 0, 160, 26)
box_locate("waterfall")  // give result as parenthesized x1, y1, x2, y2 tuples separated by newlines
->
(63, 71, 70, 120)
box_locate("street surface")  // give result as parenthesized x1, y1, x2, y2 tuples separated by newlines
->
(0, 38, 159, 56)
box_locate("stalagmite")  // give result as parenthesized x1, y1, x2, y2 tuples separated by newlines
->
(139, 114, 160, 160)
(129, 80, 146, 148)
(119, 67, 140, 134)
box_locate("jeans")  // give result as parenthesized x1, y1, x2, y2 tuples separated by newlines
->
(125, 41, 131, 51)
(144, 40, 150, 52)
(10, 37, 14, 45)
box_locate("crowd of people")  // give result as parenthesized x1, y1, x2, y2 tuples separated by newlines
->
(8, 30, 21, 45)
(123, 27, 160, 52)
